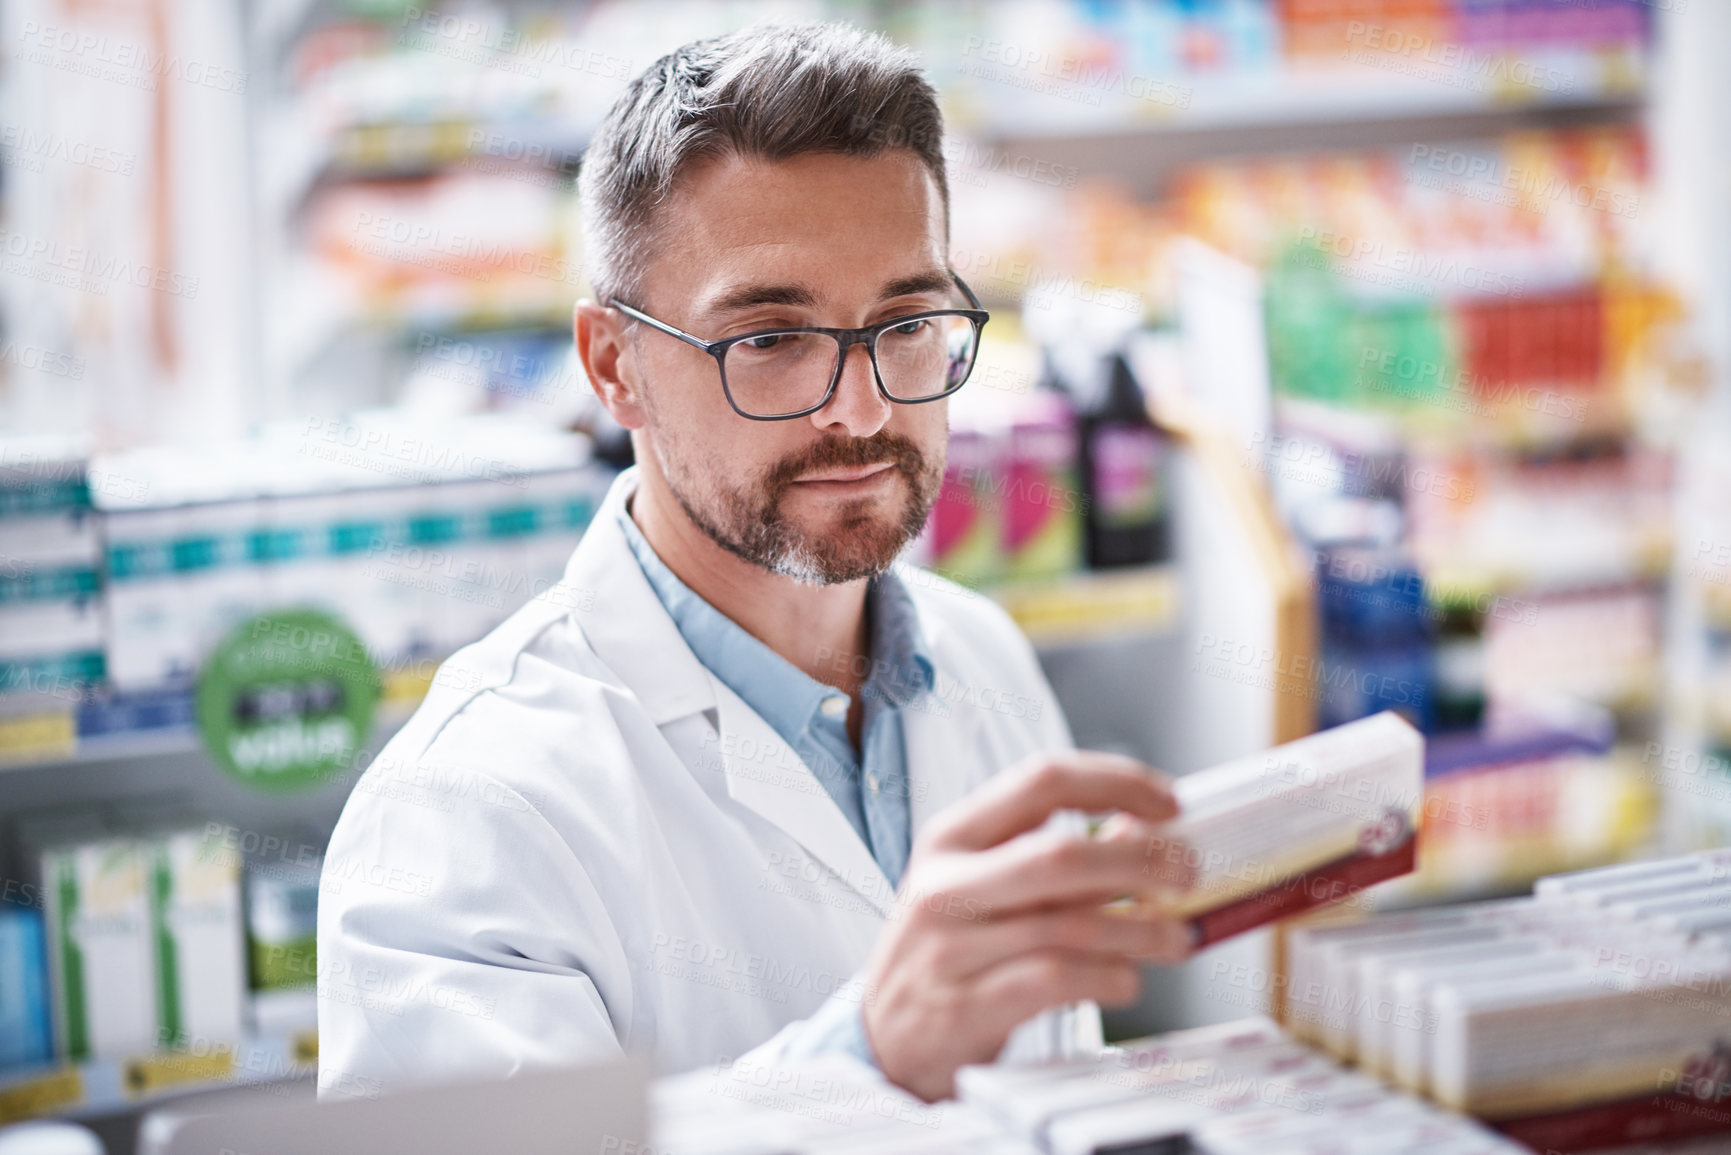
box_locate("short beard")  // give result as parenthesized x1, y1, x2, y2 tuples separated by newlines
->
(662, 429, 943, 586)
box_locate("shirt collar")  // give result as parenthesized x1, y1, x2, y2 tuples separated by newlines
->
(865, 569, 936, 709)
(614, 497, 934, 727)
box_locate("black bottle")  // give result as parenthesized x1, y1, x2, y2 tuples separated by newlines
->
(1077, 351, 1170, 568)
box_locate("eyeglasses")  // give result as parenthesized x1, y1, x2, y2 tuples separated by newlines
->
(608, 271, 989, 421)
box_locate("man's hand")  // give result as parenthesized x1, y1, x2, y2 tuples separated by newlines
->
(860, 750, 1195, 1102)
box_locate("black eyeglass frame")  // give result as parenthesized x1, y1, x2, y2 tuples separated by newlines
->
(607, 271, 990, 421)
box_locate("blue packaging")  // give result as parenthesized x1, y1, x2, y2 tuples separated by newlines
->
(0, 905, 54, 1070)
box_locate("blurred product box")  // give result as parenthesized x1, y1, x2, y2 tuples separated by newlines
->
(244, 852, 321, 995)
(148, 828, 248, 1049)
(37, 825, 247, 1063)
(1287, 849, 1731, 1152)
(92, 415, 613, 696)
(41, 835, 159, 1061)
(0, 439, 104, 703)
(926, 421, 1006, 587)
(1001, 390, 1083, 582)
(0, 906, 53, 1071)
(955, 1016, 1522, 1155)
(1149, 711, 1424, 945)
(922, 349, 1170, 589)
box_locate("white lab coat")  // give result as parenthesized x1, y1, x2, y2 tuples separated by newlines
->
(317, 466, 1100, 1097)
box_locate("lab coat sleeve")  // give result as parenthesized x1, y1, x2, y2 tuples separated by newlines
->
(742, 987, 878, 1067)
(317, 760, 633, 1098)
(727, 627, 1106, 1081)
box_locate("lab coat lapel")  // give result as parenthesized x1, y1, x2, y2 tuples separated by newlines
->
(565, 468, 897, 917)
(561, 468, 715, 725)
(904, 664, 989, 839)
(711, 681, 897, 918)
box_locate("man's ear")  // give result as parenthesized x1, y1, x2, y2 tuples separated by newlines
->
(575, 300, 648, 430)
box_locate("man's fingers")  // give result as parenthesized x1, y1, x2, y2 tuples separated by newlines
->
(923, 825, 1192, 914)
(924, 751, 1179, 853)
(914, 907, 1194, 978)
(969, 950, 1146, 1031)
(1102, 818, 1198, 891)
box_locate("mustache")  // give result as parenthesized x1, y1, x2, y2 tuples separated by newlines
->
(764, 432, 928, 491)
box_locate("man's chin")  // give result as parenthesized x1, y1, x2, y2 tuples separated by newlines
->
(777, 506, 917, 583)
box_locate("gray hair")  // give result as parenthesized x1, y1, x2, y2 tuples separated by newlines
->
(578, 22, 949, 309)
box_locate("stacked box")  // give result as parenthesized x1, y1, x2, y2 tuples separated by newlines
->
(39, 826, 247, 1062)
(0, 438, 104, 706)
(1285, 849, 1731, 1152)
(1146, 711, 1424, 946)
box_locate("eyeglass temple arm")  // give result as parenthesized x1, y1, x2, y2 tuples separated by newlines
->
(949, 270, 985, 312)
(607, 299, 719, 354)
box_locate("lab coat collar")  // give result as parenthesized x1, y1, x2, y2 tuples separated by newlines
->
(565, 466, 980, 917)
(709, 681, 898, 916)
(562, 467, 716, 727)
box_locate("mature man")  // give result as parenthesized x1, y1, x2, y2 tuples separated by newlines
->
(319, 22, 1192, 1104)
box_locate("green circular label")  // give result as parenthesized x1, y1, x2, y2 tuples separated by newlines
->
(195, 610, 381, 792)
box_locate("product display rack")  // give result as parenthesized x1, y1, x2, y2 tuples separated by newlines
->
(2, 1, 1723, 1143)
(0, 1029, 317, 1129)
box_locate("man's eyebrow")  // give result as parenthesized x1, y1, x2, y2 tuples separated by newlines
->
(880, 270, 955, 299)
(703, 270, 956, 317)
(706, 282, 820, 314)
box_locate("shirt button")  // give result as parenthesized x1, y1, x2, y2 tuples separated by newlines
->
(866, 772, 880, 794)
(821, 695, 848, 718)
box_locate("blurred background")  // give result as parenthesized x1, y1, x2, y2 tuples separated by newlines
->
(1, 0, 1729, 1144)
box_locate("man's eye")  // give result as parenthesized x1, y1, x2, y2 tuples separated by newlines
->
(890, 318, 928, 336)
(745, 334, 785, 350)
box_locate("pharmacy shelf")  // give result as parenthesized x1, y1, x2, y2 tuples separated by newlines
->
(969, 56, 1639, 135)
(0, 1030, 317, 1127)
(959, 69, 1642, 195)
(988, 565, 1181, 649)
(0, 577, 1191, 776)
(1422, 545, 1672, 605)
(0, 671, 431, 776)
(261, 103, 589, 220)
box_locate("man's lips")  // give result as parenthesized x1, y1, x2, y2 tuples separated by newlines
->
(792, 462, 896, 484)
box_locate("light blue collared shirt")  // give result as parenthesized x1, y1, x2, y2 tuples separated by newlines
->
(615, 498, 935, 1067)
(616, 500, 932, 889)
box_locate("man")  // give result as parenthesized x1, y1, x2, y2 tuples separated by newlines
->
(318, 22, 1193, 1104)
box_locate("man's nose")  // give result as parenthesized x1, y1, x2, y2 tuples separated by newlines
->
(810, 341, 892, 438)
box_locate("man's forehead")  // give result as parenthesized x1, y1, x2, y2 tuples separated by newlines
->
(644, 149, 948, 310)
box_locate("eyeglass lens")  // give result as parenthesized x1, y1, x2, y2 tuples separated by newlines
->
(721, 314, 979, 417)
